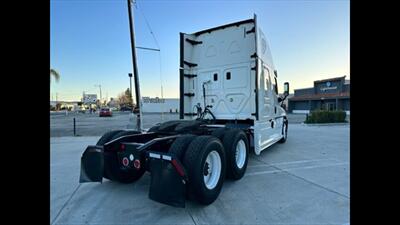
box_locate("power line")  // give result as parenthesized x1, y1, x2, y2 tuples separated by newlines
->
(135, 1, 165, 120)
(135, 1, 160, 49)
(136, 46, 160, 51)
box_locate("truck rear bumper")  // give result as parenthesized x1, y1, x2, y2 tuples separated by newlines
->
(79, 146, 187, 207)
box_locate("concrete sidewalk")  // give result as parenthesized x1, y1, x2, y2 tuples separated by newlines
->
(51, 124, 349, 225)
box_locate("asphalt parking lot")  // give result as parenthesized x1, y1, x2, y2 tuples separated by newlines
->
(50, 112, 312, 137)
(50, 123, 349, 225)
(50, 112, 180, 137)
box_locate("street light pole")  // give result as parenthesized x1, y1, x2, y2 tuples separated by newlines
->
(94, 84, 102, 106)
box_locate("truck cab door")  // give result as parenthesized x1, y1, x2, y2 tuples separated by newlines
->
(269, 72, 282, 141)
(256, 64, 276, 148)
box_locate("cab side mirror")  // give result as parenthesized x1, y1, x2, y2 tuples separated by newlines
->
(284, 82, 289, 96)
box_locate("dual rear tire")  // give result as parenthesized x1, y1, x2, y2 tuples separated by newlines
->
(182, 136, 226, 205)
(222, 129, 249, 180)
(168, 129, 249, 205)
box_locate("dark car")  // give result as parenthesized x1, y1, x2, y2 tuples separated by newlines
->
(120, 106, 133, 112)
(99, 108, 112, 117)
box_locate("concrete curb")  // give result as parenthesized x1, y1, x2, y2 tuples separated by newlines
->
(301, 122, 350, 126)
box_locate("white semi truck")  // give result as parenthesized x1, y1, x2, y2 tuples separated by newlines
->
(80, 13, 290, 208)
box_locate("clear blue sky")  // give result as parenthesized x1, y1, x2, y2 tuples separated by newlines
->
(50, 0, 349, 101)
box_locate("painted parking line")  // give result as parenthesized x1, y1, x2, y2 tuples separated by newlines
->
(246, 162, 349, 177)
(247, 158, 338, 168)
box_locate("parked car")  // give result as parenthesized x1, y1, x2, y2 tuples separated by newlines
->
(99, 108, 112, 117)
(110, 107, 118, 112)
(120, 106, 132, 112)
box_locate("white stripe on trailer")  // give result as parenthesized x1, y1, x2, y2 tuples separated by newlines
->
(149, 153, 161, 159)
(162, 155, 172, 161)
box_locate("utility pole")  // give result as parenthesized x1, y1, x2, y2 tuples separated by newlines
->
(127, 0, 142, 131)
(94, 84, 102, 106)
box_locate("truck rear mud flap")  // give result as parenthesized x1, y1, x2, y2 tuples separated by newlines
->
(148, 152, 187, 208)
(79, 145, 104, 183)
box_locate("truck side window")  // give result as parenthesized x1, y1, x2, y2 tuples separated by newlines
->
(214, 73, 218, 81)
(270, 74, 278, 95)
(226, 72, 231, 80)
(264, 66, 270, 90)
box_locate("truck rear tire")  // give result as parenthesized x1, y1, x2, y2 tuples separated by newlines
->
(148, 125, 160, 132)
(96, 130, 124, 145)
(211, 128, 227, 140)
(103, 130, 145, 183)
(168, 135, 195, 161)
(222, 129, 249, 180)
(183, 136, 226, 205)
(96, 130, 124, 179)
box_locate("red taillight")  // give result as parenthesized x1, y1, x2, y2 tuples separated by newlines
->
(122, 157, 129, 166)
(133, 159, 141, 169)
(171, 159, 185, 177)
(120, 144, 125, 151)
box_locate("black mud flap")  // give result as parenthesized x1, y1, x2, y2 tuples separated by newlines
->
(148, 152, 187, 208)
(79, 145, 104, 183)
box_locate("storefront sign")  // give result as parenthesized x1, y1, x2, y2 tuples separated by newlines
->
(321, 86, 337, 91)
(142, 97, 165, 104)
(320, 81, 337, 91)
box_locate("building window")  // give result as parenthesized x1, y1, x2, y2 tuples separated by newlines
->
(328, 102, 336, 111)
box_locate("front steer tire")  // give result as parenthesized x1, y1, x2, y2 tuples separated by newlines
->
(183, 136, 226, 205)
(278, 120, 288, 143)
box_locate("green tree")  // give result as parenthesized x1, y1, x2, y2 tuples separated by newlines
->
(118, 88, 133, 108)
(50, 68, 60, 82)
(56, 103, 62, 111)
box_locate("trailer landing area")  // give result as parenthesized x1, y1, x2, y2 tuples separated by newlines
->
(51, 124, 349, 225)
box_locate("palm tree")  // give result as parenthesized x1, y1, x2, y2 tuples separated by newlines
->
(50, 68, 60, 82)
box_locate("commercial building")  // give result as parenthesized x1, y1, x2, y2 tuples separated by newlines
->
(278, 93, 294, 111)
(141, 97, 179, 113)
(50, 101, 81, 111)
(288, 76, 350, 114)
